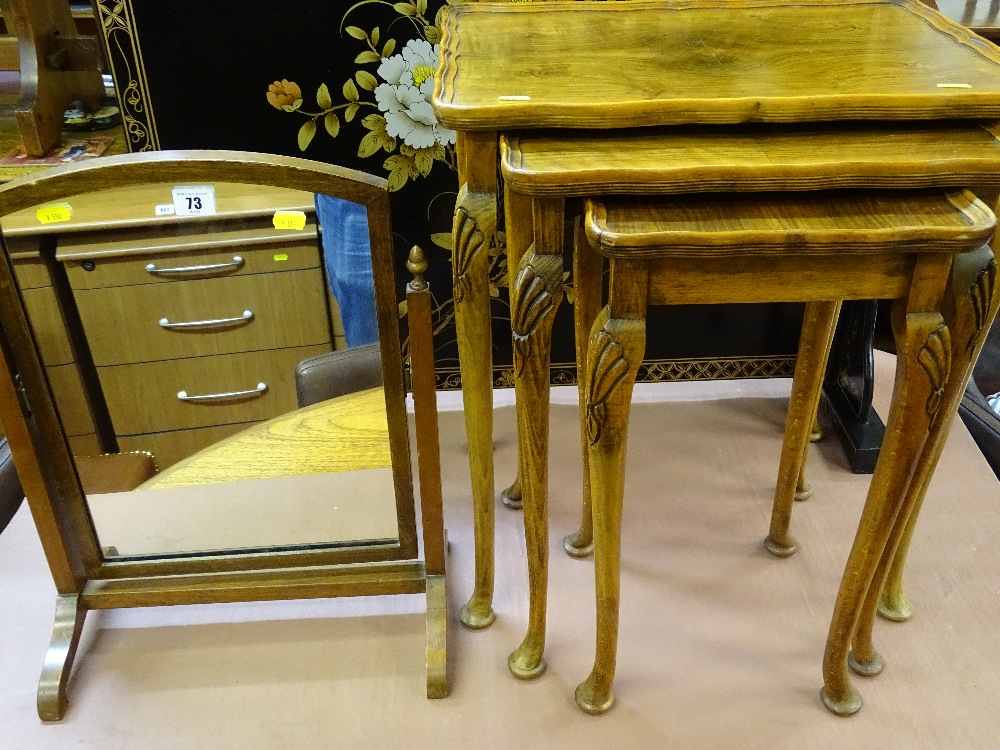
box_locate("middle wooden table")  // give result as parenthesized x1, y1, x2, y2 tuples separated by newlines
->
(432, 0, 1000, 705)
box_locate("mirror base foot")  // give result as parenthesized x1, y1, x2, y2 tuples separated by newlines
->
(425, 575, 449, 698)
(38, 593, 87, 722)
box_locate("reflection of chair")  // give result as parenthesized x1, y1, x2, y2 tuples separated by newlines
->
(296, 342, 382, 408)
(0, 436, 24, 533)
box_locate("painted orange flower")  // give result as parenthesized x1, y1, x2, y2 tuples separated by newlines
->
(267, 80, 303, 112)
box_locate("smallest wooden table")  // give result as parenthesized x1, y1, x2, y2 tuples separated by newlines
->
(571, 189, 996, 714)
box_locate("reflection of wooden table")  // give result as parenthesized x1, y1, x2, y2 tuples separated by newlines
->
(433, 0, 1000, 715)
(142, 387, 390, 488)
(84, 388, 399, 556)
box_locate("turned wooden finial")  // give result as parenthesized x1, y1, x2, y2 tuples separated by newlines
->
(407, 245, 428, 291)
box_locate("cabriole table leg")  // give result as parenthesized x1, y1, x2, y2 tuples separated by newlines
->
(508, 197, 564, 679)
(765, 301, 841, 557)
(822, 262, 951, 716)
(453, 131, 500, 629)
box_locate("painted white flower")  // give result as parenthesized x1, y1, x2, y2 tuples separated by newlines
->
(375, 39, 456, 149)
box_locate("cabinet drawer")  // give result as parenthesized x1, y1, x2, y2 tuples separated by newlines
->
(76, 268, 332, 366)
(61, 229, 321, 290)
(99, 344, 328, 434)
(13, 256, 51, 290)
(118, 421, 262, 471)
(47, 363, 97, 437)
(21, 285, 74, 367)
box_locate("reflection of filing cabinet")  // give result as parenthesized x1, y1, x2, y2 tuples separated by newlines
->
(3, 184, 337, 469)
(6, 236, 104, 456)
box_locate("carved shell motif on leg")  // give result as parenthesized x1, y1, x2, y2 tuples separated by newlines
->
(586, 330, 630, 446)
(917, 322, 952, 420)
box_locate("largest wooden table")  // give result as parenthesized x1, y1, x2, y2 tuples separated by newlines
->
(432, 0, 1000, 645)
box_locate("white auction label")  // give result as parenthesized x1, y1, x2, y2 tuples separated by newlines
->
(155, 203, 175, 216)
(171, 185, 216, 216)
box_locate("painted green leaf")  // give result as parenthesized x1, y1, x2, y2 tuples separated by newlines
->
(393, 2, 416, 17)
(355, 51, 381, 65)
(316, 83, 332, 110)
(387, 167, 409, 192)
(345, 25, 367, 40)
(343, 79, 360, 102)
(324, 112, 341, 137)
(398, 299, 408, 318)
(345, 103, 360, 122)
(358, 131, 383, 158)
(415, 149, 434, 176)
(372, 27, 380, 46)
(417, 0, 428, 14)
(425, 26, 441, 43)
(430, 232, 453, 251)
(297, 120, 317, 151)
(362, 114, 387, 131)
(356, 71, 378, 91)
(382, 39, 396, 57)
(384, 154, 410, 171)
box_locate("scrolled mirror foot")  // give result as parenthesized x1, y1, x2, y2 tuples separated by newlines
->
(508, 645, 546, 680)
(763, 535, 798, 558)
(575, 678, 616, 715)
(820, 685, 863, 717)
(848, 649, 885, 677)
(563, 530, 594, 558)
(459, 599, 495, 630)
(37, 594, 87, 722)
(877, 589, 914, 622)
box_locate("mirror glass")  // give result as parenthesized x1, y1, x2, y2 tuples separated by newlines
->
(0, 178, 405, 559)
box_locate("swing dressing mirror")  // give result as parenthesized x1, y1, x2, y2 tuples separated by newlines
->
(0, 150, 447, 720)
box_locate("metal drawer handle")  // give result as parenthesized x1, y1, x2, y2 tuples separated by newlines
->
(159, 310, 254, 330)
(177, 382, 268, 402)
(145, 256, 244, 275)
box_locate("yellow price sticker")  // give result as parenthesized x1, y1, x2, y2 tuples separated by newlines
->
(273, 210, 307, 231)
(36, 203, 73, 224)
(273, 253, 289, 262)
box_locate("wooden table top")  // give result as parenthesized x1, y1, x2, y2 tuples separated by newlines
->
(434, 0, 1000, 130)
(501, 121, 1000, 195)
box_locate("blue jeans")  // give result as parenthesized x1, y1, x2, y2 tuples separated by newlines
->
(315, 195, 379, 347)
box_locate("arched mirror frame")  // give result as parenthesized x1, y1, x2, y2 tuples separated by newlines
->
(0, 150, 447, 719)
